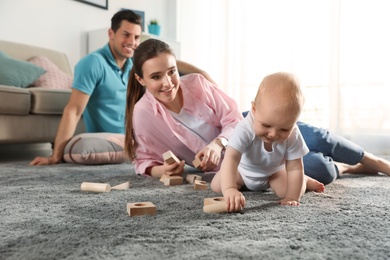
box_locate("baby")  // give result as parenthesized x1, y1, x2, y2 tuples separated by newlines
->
(210, 72, 324, 212)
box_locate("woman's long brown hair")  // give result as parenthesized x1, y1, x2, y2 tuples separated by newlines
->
(124, 39, 175, 161)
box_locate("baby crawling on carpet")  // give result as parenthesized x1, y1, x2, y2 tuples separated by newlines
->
(211, 72, 324, 212)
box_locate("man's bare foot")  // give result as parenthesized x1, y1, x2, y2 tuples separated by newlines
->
(306, 176, 325, 192)
(335, 162, 378, 175)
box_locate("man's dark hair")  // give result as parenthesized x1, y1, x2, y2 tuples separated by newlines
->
(111, 10, 142, 32)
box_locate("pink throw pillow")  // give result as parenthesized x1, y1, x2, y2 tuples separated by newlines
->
(63, 133, 126, 165)
(28, 56, 72, 89)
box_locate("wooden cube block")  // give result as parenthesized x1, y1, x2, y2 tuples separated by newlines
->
(185, 174, 202, 184)
(204, 197, 224, 206)
(194, 180, 208, 190)
(127, 202, 157, 216)
(163, 150, 180, 164)
(192, 157, 202, 169)
(164, 176, 183, 186)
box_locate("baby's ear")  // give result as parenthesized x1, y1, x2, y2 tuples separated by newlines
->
(251, 101, 256, 113)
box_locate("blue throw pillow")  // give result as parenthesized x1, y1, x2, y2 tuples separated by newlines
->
(0, 51, 46, 88)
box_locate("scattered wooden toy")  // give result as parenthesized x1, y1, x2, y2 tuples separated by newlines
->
(160, 150, 183, 186)
(164, 176, 183, 186)
(203, 202, 227, 213)
(203, 197, 226, 213)
(163, 150, 181, 164)
(192, 157, 202, 169)
(160, 175, 168, 183)
(111, 181, 131, 190)
(185, 174, 202, 184)
(127, 202, 157, 216)
(204, 197, 224, 206)
(194, 180, 208, 190)
(80, 181, 131, 193)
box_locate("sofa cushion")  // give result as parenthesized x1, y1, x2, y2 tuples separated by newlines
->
(63, 133, 126, 165)
(28, 56, 72, 89)
(0, 51, 46, 88)
(0, 85, 31, 115)
(29, 87, 72, 114)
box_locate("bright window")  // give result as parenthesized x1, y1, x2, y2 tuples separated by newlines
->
(177, 0, 390, 153)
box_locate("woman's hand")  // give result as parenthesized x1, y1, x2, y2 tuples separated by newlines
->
(223, 188, 246, 212)
(194, 139, 223, 172)
(163, 160, 185, 176)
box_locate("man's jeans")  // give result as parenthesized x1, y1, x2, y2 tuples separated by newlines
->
(241, 112, 364, 184)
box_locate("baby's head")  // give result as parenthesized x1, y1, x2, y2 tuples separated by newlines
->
(251, 72, 304, 142)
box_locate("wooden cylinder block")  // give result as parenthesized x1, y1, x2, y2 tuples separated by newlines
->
(80, 182, 111, 193)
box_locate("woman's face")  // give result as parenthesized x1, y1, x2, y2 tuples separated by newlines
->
(136, 53, 180, 108)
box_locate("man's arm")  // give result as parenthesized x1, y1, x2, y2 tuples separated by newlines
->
(29, 89, 90, 165)
(176, 60, 216, 85)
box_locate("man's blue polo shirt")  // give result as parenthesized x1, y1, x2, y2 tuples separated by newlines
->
(72, 44, 133, 134)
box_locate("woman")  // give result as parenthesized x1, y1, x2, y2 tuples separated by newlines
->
(125, 39, 242, 177)
(125, 38, 390, 182)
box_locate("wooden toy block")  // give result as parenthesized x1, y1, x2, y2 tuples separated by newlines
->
(111, 181, 131, 190)
(164, 176, 183, 186)
(127, 202, 157, 216)
(194, 180, 208, 190)
(80, 182, 111, 193)
(192, 157, 202, 169)
(160, 175, 168, 183)
(163, 150, 180, 164)
(204, 197, 224, 206)
(185, 174, 202, 184)
(203, 202, 227, 213)
(81, 181, 131, 192)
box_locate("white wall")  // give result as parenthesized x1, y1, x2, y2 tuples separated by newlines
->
(0, 0, 177, 72)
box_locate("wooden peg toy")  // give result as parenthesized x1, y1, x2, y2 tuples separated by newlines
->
(164, 176, 183, 186)
(111, 181, 131, 190)
(204, 197, 224, 206)
(192, 157, 202, 169)
(163, 150, 181, 164)
(203, 202, 227, 214)
(194, 180, 208, 190)
(127, 202, 157, 216)
(160, 175, 168, 183)
(80, 182, 111, 193)
(185, 174, 202, 184)
(80, 181, 130, 192)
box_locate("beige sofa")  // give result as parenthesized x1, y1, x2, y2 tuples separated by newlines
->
(0, 40, 85, 144)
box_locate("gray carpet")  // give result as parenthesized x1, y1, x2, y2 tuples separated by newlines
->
(1, 159, 389, 260)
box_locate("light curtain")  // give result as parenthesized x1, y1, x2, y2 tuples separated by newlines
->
(177, 0, 390, 150)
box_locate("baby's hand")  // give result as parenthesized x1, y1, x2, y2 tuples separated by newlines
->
(223, 188, 246, 212)
(279, 199, 300, 206)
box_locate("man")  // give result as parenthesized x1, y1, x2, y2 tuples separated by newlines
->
(30, 10, 214, 166)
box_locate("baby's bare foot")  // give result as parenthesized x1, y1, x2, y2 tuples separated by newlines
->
(306, 177, 325, 193)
